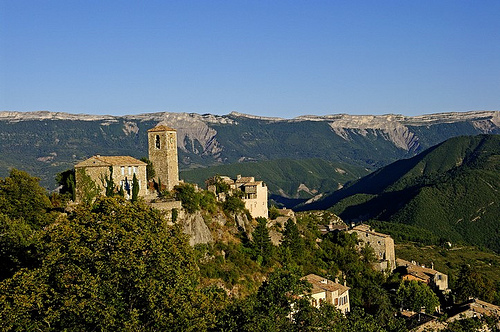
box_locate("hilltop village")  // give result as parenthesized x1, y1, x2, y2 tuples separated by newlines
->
(66, 124, 500, 331)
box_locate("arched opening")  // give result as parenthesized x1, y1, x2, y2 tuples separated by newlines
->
(155, 135, 161, 149)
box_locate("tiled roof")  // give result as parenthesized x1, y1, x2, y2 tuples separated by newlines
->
(302, 274, 349, 295)
(397, 258, 444, 281)
(147, 125, 176, 132)
(75, 155, 146, 167)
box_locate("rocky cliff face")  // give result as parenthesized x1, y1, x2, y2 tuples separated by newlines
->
(179, 211, 214, 246)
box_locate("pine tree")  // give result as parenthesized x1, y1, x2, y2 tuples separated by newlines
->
(281, 218, 301, 258)
(251, 217, 273, 265)
(105, 166, 115, 197)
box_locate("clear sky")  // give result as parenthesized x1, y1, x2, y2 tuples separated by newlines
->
(1, 0, 499, 118)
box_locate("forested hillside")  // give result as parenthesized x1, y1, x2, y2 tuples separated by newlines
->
(304, 135, 500, 253)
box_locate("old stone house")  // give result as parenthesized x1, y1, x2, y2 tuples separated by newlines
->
(447, 298, 500, 323)
(207, 174, 268, 219)
(301, 274, 350, 315)
(348, 224, 396, 273)
(75, 124, 179, 201)
(396, 258, 449, 293)
(74, 155, 148, 200)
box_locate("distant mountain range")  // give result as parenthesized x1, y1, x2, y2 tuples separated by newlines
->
(301, 134, 500, 253)
(0, 110, 499, 199)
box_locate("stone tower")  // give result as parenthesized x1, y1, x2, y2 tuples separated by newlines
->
(148, 125, 179, 191)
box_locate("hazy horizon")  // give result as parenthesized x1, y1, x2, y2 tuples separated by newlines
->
(2, 1, 499, 118)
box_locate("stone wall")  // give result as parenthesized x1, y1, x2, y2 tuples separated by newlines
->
(349, 225, 396, 272)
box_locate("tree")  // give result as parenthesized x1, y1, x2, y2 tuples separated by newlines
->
(281, 218, 302, 259)
(396, 280, 440, 313)
(455, 264, 496, 303)
(250, 217, 273, 265)
(0, 197, 221, 331)
(105, 166, 115, 197)
(55, 169, 76, 201)
(174, 183, 200, 213)
(268, 205, 280, 220)
(222, 194, 245, 214)
(140, 157, 155, 181)
(0, 169, 52, 228)
(131, 173, 139, 202)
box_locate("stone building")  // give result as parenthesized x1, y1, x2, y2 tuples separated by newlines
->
(348, 224, 396, 273)
(74, 155, 147, 201)
(396, 258, 449, 293)
(147, 125, 179, 191)
(207, 174, 268, 219)
(301, 274, 350, 315)
(75, 124, 179, 201)
(447, 299, 500, 324)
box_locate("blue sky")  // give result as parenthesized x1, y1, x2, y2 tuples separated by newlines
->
(1, 0, 499, 118)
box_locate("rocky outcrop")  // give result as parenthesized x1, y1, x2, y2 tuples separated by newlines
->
(178, 211, 213, 246)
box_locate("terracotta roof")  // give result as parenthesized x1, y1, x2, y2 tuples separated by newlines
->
(148, 125, 176, 132)
(397, 258, 444, 281)
(75, 155, 146, 167)
(302, 274, 349, 295)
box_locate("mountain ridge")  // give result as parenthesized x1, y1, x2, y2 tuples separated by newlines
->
(0, 110, 499, 197)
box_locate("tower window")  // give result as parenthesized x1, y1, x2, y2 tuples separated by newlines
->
(155, 135, 161, 149)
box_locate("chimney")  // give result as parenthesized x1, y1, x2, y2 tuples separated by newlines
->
(344, 280, 347, 287)
(335, 277, 339, 284)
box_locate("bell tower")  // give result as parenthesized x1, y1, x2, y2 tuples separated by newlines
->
(148, 124, 179, 191)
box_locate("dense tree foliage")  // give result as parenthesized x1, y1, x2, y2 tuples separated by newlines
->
(454, 264, 497, 303)
(250, 217, 273, 266)
(0, 197, 222, 331)
(140, 157, 156, 181)
(173, 182, 217, 214)
(55, 169, 76, 201)
(396, 280, 440, 314)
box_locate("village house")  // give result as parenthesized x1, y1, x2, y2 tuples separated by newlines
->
(301, 274, 350, 314)
(396, 258, 449, 293)
(348, 224, 396, 273)
(207, 174, 268, 219)
(447, 299, 500, 323)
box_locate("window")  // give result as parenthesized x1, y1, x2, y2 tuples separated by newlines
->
(133, 166, 137, 174)
(121, 167, 125, 175)
(128, 166, 132, 175)
(155, 135, 161, 149)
